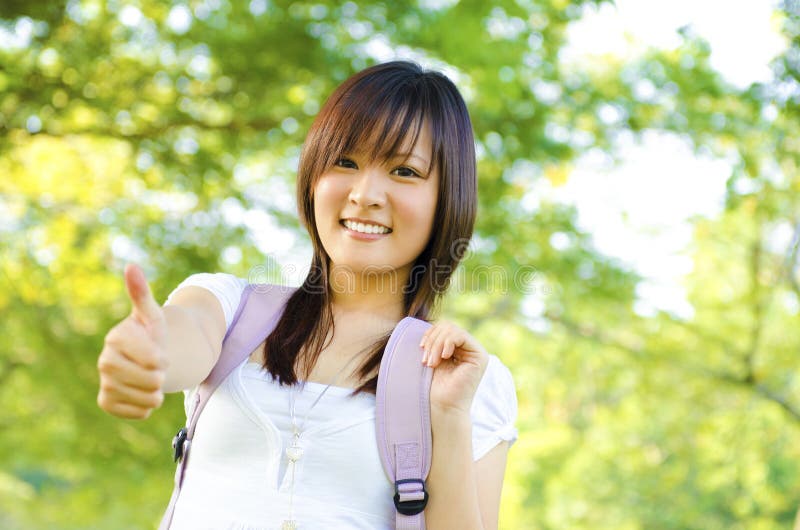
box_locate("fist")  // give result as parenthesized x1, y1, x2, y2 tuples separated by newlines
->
(97, 263, 169, 419)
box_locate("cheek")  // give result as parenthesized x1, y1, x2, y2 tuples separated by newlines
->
(313, 178, 342, 216)
(397, 191, 438, 233)
(420, 186, 439, 225)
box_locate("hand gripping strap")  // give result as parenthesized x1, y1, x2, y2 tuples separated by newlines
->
(376, 317, 434, 530)
(159, 283, 296, 530)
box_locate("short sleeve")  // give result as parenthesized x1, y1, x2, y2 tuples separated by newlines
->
(163, 272, 248, 330)
(470, 354, 519, 461)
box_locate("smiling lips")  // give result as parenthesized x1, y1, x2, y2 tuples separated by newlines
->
(340, 219, 392, 235)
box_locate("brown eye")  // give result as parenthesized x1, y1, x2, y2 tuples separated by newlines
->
(335, 158, 358, 169)
(392, 166, 421, 178)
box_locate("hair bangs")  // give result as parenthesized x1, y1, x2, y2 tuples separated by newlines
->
(334, 82, 436, 174)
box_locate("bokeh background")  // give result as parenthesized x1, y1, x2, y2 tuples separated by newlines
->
(2, 0, 800, 528)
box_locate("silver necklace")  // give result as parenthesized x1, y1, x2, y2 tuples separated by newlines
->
(281, 352, 363, 530)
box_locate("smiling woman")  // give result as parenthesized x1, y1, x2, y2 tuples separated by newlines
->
(313, 122, 439, 288)
(96, 61, 518, 530)
(296, 61, 477, 320)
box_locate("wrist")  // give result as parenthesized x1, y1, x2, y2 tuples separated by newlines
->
(430, 407, 473, 454)
(431, 404, 472, 424)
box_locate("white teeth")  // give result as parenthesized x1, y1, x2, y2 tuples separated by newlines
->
(343, 220, 389, 234)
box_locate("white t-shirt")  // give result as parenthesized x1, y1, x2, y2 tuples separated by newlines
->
(164, 273, 519, 530)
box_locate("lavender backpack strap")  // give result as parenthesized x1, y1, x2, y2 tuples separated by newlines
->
(376, 317, 434, 530)
(159, 283, 296, 530)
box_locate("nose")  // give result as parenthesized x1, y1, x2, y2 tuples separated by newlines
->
(348, 167, 386, 208)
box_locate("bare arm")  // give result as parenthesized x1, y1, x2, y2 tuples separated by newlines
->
(160, 286, 227, 392)
(424, 409, 510, 530)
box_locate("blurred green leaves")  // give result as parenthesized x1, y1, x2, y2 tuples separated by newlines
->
(1, 0, 799, 528)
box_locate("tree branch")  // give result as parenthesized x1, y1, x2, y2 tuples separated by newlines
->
(783, 219, 800, 300)
(544, 311, 800, 425)
(744, 236, 764, 383)
(0, 359, 22, 386)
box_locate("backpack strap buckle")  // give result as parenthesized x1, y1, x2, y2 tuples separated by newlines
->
(393, 478, 428, 516)
(172, 427, 188, 462)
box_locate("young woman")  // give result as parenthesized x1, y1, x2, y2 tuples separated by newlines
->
(97, 61, 518, 529)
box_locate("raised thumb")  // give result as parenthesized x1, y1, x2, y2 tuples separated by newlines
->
(124, 263, 164, 328)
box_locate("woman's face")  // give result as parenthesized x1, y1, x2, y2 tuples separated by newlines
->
(313, 123, 439, 288)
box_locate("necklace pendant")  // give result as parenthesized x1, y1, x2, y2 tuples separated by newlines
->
(285, 443, 304, 462)
(281, 519, 297, 530)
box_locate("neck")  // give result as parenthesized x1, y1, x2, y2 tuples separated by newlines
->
(328, 265, 408, 323)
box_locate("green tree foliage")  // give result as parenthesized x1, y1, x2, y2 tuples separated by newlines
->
(1, 0, 798, 528)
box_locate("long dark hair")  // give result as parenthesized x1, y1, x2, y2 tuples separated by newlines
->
(261, 60, 477, 396)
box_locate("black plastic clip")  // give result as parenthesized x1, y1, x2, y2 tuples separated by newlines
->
(172, 427, 188, 462)
(393, 478, 429, 516)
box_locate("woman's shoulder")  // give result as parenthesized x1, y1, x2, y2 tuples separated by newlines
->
(476, 354, 517, 403)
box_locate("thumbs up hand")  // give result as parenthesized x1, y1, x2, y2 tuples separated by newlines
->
(97, 264, 169, 419)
